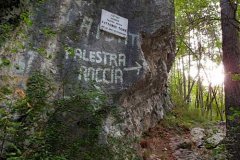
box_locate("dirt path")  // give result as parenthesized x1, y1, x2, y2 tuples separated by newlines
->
(140, 121, 184, 160)
(140, 121, 226, 160)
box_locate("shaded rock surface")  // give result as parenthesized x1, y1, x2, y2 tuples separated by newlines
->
(206, 133, 225, 148)
(0, 0, 175, 158)
(190, 127, 206, 148)
(205, 123, 226, 149)
(170, 136, 203, 160)
(173, 149, 201, 160)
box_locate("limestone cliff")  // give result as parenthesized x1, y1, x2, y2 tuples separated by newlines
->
(0, 0, 175, 158)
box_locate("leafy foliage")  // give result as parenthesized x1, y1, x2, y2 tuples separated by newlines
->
(0, 23, 15, 48)
(45, 89, 110, 159)
(0, 72, 54, 159)
(0, 72, 139, 159)
(20, 12, 32, 26)
(171, 0, 224, 121)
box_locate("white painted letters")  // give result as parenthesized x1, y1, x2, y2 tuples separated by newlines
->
(78, 66, 124, 84)
(66, 48, 142, 84)
(80, 16, 93, 37)
(70, 48, 126, 67)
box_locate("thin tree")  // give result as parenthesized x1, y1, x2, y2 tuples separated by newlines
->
(221, 0, 240, 159)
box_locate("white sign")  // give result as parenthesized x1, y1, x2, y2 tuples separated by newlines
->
(100, 9, 128, 38)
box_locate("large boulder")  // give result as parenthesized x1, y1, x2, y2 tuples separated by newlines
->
(0, 0, 175, 158)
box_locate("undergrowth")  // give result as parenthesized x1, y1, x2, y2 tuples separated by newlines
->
(0, 71, 140, 160)
(167, 84, 223, 131)
(162, 104, 214, 132)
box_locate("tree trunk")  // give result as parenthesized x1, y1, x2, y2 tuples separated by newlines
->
(221, 0, 240, 159)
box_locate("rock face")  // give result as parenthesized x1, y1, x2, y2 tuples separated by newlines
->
(0, 0, 175, 156)
(190, 127, 206, 147)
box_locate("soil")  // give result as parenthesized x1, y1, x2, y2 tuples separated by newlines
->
(139, 121, 225, 160)
(140, 121, 187, 160)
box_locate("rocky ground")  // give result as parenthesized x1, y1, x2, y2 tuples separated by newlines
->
(140, 118, 226, 160)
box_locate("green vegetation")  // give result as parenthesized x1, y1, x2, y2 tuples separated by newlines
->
(64, 46, 75, 58)
(42, 27, 57, 38)
(0, 72, 54, 159)
(45, 89, 110, 159)
(162, 103, 209, 131)
(0, 23, 15, 48)
(231, 73, 240, 81)
(212, 144, 226, 160)
(171, 0, 224, 122)
(0, 86, 13, 95)
(1, 0, 233, 159)
(20, 12, 33, 27)
(36, 47, 47, 57)
(0, 0, 32, 49)
(0, 58, 11, 68)
(0, 72, 140, 160)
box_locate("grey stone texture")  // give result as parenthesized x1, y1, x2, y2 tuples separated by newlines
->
(0, 0, 175, 138)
